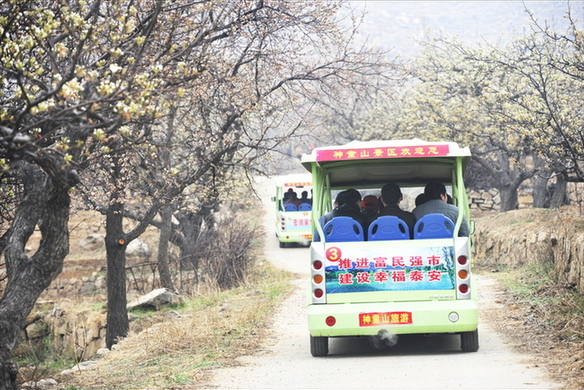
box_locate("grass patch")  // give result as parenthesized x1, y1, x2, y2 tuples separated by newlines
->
(57, 261, 293, 389)
(489, 260, 584, 389)
(15, 330, 78, 386)
(496, 261, 584, 342)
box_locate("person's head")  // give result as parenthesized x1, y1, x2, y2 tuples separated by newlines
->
(344, 188, 362, 206)
(361, 195, 379, 212)
(333, 190, 348, 207)
(424, 181, 447, 201)
(301, 191, 308, 199)
(415, 193, 427, 206)
(381, 183, 403, 205)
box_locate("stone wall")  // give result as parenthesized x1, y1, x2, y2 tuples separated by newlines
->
(468, 182, 584, 212)
(473, 208, 584, 294)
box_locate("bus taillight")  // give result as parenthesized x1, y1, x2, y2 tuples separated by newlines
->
(325, 316, 336, 327)
(311, 254, 326, 304)
(456, 253, 471, 299)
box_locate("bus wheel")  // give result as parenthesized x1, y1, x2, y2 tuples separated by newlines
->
(460, 329, 479, 352)
(310, 335, 328, 357)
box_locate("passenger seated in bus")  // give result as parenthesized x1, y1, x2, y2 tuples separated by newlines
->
(371, 183, 416, 237)
(361, 194, 380, 218)
(285, 192, 302, 208)
(283, 188, 294, 203)
(300, 190, 312, 205)
(314, 189, 369, 241)
(313, 190, 346, 242)
(412, 181, 469, 237)
(415, 193, 427, 207)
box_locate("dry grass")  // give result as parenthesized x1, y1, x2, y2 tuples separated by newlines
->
(56, 262, 294, 390)
(478, 258, 584, 389)
(470, 206, 584, 389)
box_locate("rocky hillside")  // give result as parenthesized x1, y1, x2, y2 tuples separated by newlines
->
(473, 207, 584, 294)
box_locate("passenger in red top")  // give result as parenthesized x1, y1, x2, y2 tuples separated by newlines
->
(361, 194, 380, 219)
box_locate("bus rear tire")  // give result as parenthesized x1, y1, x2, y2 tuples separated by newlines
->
(310, 335, 328, 357)
(460, 329, 479, 352)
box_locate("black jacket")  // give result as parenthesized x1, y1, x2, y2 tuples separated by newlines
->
(323, 203, 370, 239)
(370, 204, 416, 238)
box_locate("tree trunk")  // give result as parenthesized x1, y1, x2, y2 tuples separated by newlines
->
(532, 174, 550, 208)
(157, 204, 175, 290)
(176, 211, 203, 280)
(175, 203, 216, 280)
(0, 162, 71, 389)
(471, 152, 534, 213)
(531, 155, 551, 209)
(105, 197, 129, 349)
(550, 172, 568, 209)
(498, 183, 519, 212)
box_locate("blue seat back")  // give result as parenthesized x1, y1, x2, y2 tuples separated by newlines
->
(298, 203, 312, 211)
(285, 203, 298, 211)
(368, 216, 410, 241)
(323, 216, 364, 242)
(414, 213, 454, 239)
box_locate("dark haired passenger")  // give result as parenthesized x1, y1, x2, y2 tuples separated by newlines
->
(371, 183, 416, 237)
(325, 189, 369, 233)
(283, 188, 294, 202)
(412, 181, 469, 237)
(314, 189, 369, 241)
(300, 190, 311, 205)
(415, 193, 427, 207)
(285, 191, 301, 208)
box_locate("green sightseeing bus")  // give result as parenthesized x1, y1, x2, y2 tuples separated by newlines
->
(301, 139, 478, 356)
(271, 174, 313, 248)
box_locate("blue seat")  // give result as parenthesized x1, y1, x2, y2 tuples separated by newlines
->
(298, 203, 312, 211)
(285, 203, 298, 211)
(368, 216, 410, 241)
(414, 213, 454, 239)
(323, 216, 364, 242)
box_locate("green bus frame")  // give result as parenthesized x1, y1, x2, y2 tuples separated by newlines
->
(301, 139, 478, 356)
(271, 174, 313, 247)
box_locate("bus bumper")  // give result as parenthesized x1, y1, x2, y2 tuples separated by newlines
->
(277, 232, 312, 243)
(308, 299, 478, 337)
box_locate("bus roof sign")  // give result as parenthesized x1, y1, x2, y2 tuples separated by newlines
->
(300, 139, 471, 187)
(303, 139, 470, 164)
(315, 143, 450, 162)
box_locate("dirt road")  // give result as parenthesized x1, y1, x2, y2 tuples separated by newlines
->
(202, 176, 563, 389)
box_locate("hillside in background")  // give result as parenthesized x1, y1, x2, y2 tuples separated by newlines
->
(348, 1, 582, 58)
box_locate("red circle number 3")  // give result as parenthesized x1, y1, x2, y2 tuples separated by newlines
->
(325, 247, 341, 262)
